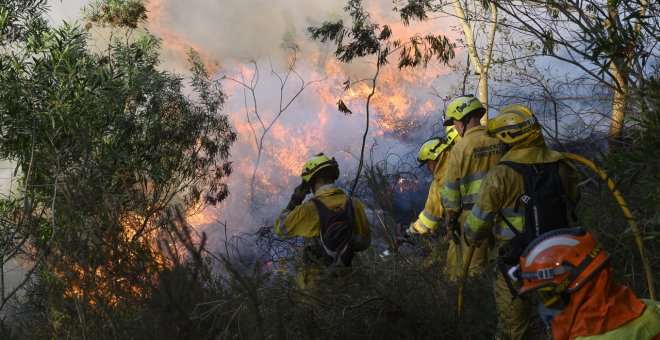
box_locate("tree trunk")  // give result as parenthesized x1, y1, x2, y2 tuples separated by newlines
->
(478, 73, 489, 125)
(608, 63, 627, 153)
(606, 0, 647, 153)
(451, 0, 497, 125)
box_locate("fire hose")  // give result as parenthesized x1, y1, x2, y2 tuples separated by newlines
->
(457, 152, 656, 327)
(563, 152, 655, 301)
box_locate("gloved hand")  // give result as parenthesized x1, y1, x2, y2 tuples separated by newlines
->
(396, 223, 410, 240)
(396, 223, 415, 242)
(286, 181, 310, 210)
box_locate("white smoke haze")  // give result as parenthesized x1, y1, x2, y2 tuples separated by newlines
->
(47, 0, 460, 251)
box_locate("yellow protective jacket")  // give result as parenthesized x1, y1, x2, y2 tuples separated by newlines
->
(440, 126, 505, 220)
(464, 138, 580, 245)
(274, 184, 371, 251)
(411, 151, 450, 234)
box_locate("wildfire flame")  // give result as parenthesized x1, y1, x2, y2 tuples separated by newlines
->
(62, 212, 174, 307)
(143, 0, 457, 238)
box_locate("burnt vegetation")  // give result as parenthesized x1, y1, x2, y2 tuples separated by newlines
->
(0, 0, 658, 339)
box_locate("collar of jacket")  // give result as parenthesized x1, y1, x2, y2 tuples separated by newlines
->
(501, 145, 565, 164)
(463, 125, 486, 138)
(313, 183, 343, 198)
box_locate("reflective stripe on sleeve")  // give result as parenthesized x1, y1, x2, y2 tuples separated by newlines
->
(274, 209, 291, 237)
(414, 208, 441, 233)
(465, 204, 494, 240)
(464, 223, 492, 241)
(412, 220, 431, 234)
(441, 181, 461, 209)
(494, 213, 525, 240)
(422, 209, 441, 223)
(459, 172, 487, 205)
(471, 204, 496, 222)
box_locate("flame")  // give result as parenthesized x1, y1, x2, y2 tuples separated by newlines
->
(142, 0, 459, 236)
(61, 212, 175, 307)
(396, 177, 423, 193)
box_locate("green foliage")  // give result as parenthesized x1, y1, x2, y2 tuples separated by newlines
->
(0, 0, 49, 44)
(395, 0, 436, 26)
(604, 77, 660, 240)
(576, 76, 659, 296)
(308, 0, 454, 68)
(85, 0, 148, 29)
(0, 0, 235, 336)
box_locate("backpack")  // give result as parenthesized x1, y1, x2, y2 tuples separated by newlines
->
(497, 161, 574, 266)
(311, 197, 355, 267)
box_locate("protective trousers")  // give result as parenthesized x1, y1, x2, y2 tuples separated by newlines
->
(493, 271, 532, 340)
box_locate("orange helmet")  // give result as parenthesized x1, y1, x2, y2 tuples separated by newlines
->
(515, 228, 610, 306)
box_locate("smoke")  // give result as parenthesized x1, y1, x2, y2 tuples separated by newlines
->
(47, 0, 461, 252)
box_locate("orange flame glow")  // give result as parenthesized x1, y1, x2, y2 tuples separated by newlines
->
(146, 0, 458, 233)
(146, 0, 219, 73)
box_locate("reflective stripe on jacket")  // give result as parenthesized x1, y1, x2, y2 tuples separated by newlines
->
(412, 151, 449, 234)
(464, 144, 580, 244)
(274, 184, 372, 251)
(441, 126, 504, 218)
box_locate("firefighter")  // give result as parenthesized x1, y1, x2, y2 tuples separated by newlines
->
(440, 95, 504, 279)
(512, 228, 660, 339)
(274, 153, 371, 288)
(464, 105, 580, 339)
(404, 126, 459, 236)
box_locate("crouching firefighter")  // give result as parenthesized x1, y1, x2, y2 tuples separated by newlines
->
(463, 105, 580, 339)
(274, 153, 372, 288)
(399, 127, 459, 266)
(510, 228, 660, 339)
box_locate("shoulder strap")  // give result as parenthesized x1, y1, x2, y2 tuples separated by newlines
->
(311, 197, 327, 214)
(311, 197, 352, 216)
(499, 160, 561, 175)
(499, 160, 536, 176)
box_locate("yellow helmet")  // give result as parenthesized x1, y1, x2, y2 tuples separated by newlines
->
(487, 105, 541, 144)
(300, 153, 339, 183)
(446, 125, 459, 145)
(443, 95, 486, 126)
(417, 138, 451, 166)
